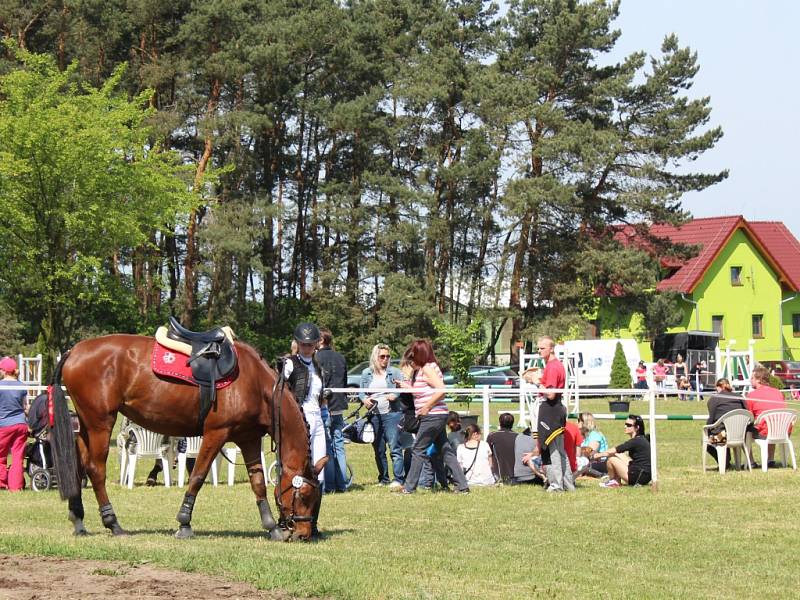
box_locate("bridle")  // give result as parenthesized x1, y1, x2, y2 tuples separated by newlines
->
(271, 363, 319, 532)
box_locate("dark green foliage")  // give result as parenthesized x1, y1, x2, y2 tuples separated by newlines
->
(0, 1, 725, 371)
(609, 341, 632, 389)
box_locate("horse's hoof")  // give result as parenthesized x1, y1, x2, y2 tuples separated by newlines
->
(175, 525, 194, 540)
(73, 527, 88, 537)
(110, 525, 129, 536)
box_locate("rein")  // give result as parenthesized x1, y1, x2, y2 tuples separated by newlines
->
(270, 361, 319, 530)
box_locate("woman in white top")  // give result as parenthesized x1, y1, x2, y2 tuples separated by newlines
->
(457, 424, 496, 486)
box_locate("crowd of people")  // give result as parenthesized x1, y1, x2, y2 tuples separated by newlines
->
(635, 354, 709, 400)
(2, 325, 796, 496)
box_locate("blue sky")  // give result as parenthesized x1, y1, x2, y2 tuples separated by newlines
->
(610, 0, 800, 238)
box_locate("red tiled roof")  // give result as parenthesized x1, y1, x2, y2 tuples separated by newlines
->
(615, 216, 800, 293)
(748, 221, 800, 290)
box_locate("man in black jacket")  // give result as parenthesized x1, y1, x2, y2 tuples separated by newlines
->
(317, 327, 349, 493)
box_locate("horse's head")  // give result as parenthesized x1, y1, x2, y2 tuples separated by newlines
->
(271, 456, 326, 541)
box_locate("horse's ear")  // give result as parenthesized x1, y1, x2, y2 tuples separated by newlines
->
(313, 456, 328, 475)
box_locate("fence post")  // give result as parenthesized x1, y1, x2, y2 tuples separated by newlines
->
(649, 387, 658, 491)
(482, 386, 490, 432)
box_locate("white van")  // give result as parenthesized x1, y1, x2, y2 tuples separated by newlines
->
(556, 339, 641, 388)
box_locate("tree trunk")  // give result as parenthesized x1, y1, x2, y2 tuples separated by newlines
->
(182, 76, 221, 326)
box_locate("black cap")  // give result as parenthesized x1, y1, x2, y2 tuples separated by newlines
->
(293, 322, 321, 344)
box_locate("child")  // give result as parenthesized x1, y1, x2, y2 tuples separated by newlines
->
(677, 376, 691, 401)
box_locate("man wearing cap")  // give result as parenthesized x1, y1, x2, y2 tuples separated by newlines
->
(282, 323, 328, 537)
(0, 357, 29, 491)
(316, 327, 349, 493)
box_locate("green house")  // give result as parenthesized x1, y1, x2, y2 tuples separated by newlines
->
(599, 216, 800, 361)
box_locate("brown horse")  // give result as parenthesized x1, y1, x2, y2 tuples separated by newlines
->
(49, 334, 324, 541)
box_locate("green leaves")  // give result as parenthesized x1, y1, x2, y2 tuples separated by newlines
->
(0, 48, 194, 358)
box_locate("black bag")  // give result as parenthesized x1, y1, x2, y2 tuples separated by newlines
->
(399, 369, 420, 433)
(342, 416, 375, 444)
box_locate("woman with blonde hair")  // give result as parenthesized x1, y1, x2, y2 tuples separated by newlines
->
(577, 412, 608, 477)
(360, 344, 404, 488)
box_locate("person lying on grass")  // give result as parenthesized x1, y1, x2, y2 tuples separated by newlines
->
(594, 414, 651, 488)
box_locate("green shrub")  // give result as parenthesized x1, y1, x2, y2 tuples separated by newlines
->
(609, 341, 632, 389)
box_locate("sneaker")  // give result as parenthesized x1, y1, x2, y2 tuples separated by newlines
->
(453, 488, 470, 495)
(600, 479, 620, 488)
(399, 488, 413, 495)
(388, 481, 403, 490)
(599, 475, 610, 484)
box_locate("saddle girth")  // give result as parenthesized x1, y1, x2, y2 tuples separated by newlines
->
(166, 317, 237, 428)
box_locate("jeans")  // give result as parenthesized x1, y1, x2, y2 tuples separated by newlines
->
(404, 414, 469, 493)
(371, 411, 405, 484)
(324, 412, 348, 492)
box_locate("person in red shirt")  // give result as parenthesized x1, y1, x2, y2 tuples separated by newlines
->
(746, 366, 789, 465)
(537, 336, 573, 492)
(563, 421, 584, 474)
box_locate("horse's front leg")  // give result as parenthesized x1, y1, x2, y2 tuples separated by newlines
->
(77, 425, 128, 536)
(175, 429, 226, 539)
(236, 437, 277, 534)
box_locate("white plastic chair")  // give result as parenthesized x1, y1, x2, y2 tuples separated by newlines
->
(124, 424, 171, 488)
(701, 408, 753, 474)
(752, 409, 797, 472)
(176, 437, 239, 487)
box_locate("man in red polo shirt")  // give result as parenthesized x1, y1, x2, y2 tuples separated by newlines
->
(537, 336, 573, 492)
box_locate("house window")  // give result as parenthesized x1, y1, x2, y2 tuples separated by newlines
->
(794, 314, 800, 337)
(730, 266, 743, 286)
(752, 314, 764, 338)
(712, 315, 724, 338)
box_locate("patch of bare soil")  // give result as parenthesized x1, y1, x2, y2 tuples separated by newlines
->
(0, 555, 295, 600)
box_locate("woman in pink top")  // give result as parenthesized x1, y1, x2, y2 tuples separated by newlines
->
(652, 359, 668, 400)
(396, 339, 469, 494)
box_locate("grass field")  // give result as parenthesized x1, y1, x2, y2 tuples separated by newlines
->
(2, 398, 798, 599)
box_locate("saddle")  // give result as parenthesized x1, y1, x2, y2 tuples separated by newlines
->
(155, 317, 238, 427)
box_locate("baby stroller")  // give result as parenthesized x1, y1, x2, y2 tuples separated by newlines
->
(25, 392, 56, 491)
(342, 403, 377, 444)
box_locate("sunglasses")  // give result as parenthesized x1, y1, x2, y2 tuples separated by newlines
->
(624, 422, 635, 427)
(378, 354, 390, 359)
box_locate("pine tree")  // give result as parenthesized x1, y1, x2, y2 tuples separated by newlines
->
(609, 342, 632, 389)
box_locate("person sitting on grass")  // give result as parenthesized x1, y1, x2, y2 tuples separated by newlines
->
(575, 412, 608, 478)
(456, 424, 496, 486)
(514, 428, 544, 485)
(447, 411, 464, 450)
(486, 412, 518, 484)
(595, 414, 651, 488)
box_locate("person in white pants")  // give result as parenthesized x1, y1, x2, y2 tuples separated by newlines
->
(282, 322, 329, 537)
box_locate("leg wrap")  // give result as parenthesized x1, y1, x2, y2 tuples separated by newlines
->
(99, 503, 117, 529)
(176, 494, 196, 526)
(68, 496, 85, 521)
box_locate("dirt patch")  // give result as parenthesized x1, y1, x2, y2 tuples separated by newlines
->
(0, 554, 295, 599)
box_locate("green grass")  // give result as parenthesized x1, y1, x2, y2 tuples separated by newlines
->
(2, 399, 798, 599)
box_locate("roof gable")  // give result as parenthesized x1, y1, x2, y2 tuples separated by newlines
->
(616, 216, 800, 293)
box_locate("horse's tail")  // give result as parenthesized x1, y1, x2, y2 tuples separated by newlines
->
(50, 350, 81, 500)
